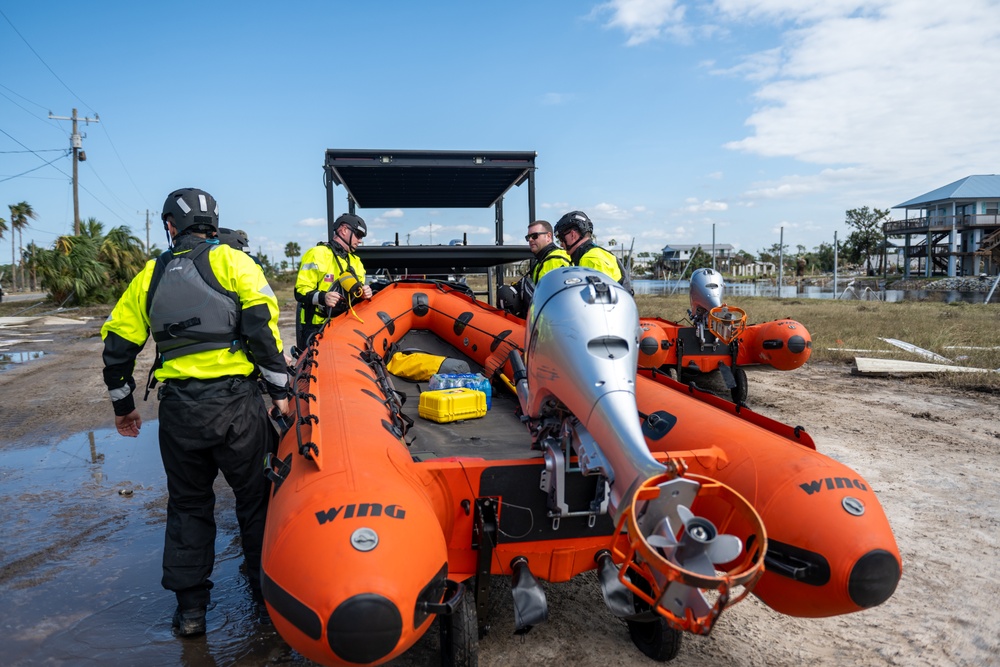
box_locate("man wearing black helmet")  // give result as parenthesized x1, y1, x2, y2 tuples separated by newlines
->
(293, 213, 373, 350)
(100, 188, 293, 637)
(217, 227, 262, 265)
(554, 210, 633, 293)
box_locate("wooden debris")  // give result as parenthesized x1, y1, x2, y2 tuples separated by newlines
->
(853, 356, 996, 376)
(878, 338, 952, 363)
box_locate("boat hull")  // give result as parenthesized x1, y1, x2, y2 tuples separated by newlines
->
(261, 282, 898, 665)
(638, 316, 813, 374)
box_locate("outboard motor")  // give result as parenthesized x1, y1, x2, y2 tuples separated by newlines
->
(509, 267, 766, 635)
(520, 266, 662, 518)
(689, 268, 724, 318)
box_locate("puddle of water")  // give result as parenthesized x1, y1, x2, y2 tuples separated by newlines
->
(0, 426, 308, 667)
(0, 350, 46, 364)
(0, 427, 451, 666)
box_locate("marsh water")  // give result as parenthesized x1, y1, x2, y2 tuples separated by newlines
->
(632, 279, 990, 303)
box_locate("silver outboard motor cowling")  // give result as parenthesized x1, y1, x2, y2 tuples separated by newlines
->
(521, 267, 665, 516)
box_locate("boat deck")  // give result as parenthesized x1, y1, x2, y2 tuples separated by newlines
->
(388, 330, 541, 462)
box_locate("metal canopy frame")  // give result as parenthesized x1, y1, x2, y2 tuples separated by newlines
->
(323, 149, 538, 299)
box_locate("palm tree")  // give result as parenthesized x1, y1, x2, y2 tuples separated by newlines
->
(285, 241, 301, 272)
(32, 217, 148, 305)
(8, 201, 38, 292)
(100, 223, 148, 286)
(34, 232, 107, 304)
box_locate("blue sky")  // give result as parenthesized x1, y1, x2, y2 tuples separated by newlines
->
(3, 0, 1000, 264)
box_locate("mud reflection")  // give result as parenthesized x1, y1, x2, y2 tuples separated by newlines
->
(0, 350, 47, 365)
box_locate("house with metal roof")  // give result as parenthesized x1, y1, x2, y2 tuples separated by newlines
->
(660, 243, 735, 273)
(886, 175, 1000, 278)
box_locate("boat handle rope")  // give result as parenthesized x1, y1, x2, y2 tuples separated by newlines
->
(290, 345, 320, 461)
(360, 345, 414, 439)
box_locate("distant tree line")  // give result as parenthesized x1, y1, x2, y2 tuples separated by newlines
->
(1, 199, 893, 304)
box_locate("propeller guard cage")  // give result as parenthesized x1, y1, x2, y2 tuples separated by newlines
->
(611, 471, 767, 635)
(707, 305, 748, 345)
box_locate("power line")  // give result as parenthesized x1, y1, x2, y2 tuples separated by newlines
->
(0, 152, 69, 183)
(0, 127, 72, 180)
(0, 87, 65, 136)
(0, 82, 50, 112)
(82, 160, 139, 214)
(97, 121, 150, 210)
(0, 8, 93, 113)
(0, 11, 150, 216)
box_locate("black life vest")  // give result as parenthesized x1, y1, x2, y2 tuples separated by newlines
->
(147, 239, 241, 361)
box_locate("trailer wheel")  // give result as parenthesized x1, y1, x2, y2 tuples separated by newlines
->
(730, 367, 748, 405)
(626, 617, 682, 662)
(441, 586, 479, 667)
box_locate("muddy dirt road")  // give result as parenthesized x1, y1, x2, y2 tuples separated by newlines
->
(1, 313, 998, 666)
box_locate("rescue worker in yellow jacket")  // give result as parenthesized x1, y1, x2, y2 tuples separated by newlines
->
(101, 188, 292, 637)
(554, 210, 633, 293)
(498, 219, 571, 317)
(293, 213, 373, 350)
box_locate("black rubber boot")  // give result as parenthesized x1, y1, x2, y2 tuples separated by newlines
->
(257, 601, 273, 627)
(172, 606, 207, 637)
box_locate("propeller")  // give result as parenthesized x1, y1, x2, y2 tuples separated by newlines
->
(645, 505, 744, 619)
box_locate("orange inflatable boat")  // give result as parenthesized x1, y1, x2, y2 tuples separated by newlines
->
(636, 269, 812, 403)
(261, 268, 899, 666)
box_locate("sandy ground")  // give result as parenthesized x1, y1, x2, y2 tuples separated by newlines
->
(1, 313, 999, 666)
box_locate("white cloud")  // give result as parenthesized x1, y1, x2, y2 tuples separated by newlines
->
(381, 209, 404, 218)
(708, 47, 782, 82)
(414, 223, 444, 234)
(597, 0, 688, 45)
(712, 0, 876, 23)
(684, 198, 729, 212)
(297, 217, 325, 227)
(721, 0, 1000, 189)
(592, 201, 633, 220)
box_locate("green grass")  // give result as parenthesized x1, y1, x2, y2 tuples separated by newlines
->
(635, 293, 1000, 392)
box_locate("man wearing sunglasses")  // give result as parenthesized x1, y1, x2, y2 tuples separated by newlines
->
(294, 213, 374, 350)
(498, 220, 571, 317)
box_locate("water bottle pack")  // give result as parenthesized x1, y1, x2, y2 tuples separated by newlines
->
(428, 373, 492, 410)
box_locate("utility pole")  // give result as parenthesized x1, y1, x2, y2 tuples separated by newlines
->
(712, 223, 716, 272)
(833, 231, 838, 296)
(48, 108, 100, 235)
(778, 226, 785, 297)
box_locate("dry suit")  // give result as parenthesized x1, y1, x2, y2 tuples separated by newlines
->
(570, 240, 633, 293)
(293, 241, 367, 350)
(498, 243, 571, 318)
(101, 234, 290, 611)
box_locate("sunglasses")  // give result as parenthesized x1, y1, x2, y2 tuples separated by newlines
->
(524, 231, 548, 241)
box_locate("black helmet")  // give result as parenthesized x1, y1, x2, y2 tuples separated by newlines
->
(335, 213, 367, 239)
(217, 227, 250, 253)
(554, 210, 593, 240)
(162, 188, 219, 234)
